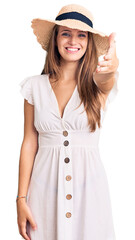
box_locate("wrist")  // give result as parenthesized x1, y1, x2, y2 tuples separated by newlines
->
(16, 194, 28, 203)
(16, 198, 27, 206)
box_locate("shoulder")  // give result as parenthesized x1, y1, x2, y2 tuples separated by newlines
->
(26, 74, 48, 84)
(19, 74, 49, 105)
(19, 73, 49, 95)
(21, 74, 49, 90)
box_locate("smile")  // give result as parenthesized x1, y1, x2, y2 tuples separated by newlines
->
(65, 47, 80, 53)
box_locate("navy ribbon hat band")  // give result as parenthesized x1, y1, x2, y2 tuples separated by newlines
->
(55, 11, 93, 28)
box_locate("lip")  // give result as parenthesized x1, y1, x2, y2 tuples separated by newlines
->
(65, 47, 80, 53)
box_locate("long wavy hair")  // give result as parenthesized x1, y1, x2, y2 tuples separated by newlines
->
(41, 24, 103, 132)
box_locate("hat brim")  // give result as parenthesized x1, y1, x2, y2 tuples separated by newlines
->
(31, 18, 110, 56)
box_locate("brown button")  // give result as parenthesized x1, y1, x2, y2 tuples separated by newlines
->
(63, 130, 68, 136)
(64, 157, 70, 163)
(66, 212, 72, 218)
(66, 194, 72, 200)
(63, 140, 69, 146)
(66, 175, 72, 181)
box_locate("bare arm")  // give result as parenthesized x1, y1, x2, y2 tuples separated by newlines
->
(93, 32, 119, 108)
(17, 99, 38, 197)
(93, 72, 117, 110)
(16, 99, 38, 240)
(93, 71, 116, 94)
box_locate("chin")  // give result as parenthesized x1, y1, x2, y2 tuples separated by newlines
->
(61, 54, 84, 62)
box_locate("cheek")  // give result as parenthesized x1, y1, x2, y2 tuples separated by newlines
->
(57, 38, 66, 50)
(83, 41, 88, 51)
(81, 37, 88, 47)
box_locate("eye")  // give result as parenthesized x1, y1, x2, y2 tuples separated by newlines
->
(62, 32, 70, 36)
(79, 34, 86, 37)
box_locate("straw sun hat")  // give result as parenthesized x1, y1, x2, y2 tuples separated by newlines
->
(31, 4, 110, 57)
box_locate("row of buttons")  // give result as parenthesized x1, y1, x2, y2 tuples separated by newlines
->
(63, 130, 72, 218)
(63, 130, 69, 146)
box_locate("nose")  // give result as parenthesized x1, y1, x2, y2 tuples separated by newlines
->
(68, 35, 78, 45)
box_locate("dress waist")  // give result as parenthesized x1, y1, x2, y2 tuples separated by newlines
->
(38, 130, 99, 148)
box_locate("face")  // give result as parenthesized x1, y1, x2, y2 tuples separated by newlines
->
(56, 26, 88, 63)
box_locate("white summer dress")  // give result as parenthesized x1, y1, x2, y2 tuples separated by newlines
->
(19, 71, 119, 240)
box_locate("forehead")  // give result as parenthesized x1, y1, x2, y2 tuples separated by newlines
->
(58, 25, 88, 34)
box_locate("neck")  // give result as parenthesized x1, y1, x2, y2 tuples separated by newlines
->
(59, 59, 79, 84)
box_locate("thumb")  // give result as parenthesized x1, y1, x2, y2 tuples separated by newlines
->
(108, 32, 116, 48)
(106, 32, 116, 56)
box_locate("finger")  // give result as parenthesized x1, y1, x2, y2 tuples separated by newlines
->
(27, 212, 37, 230)
(106, 33, 116, 57)
(109, 39, 116, 49)
(98, 60, 112, 67)
(105, 48, 116, 61)
(19, 222, 31, 240)
(21, 225, 31, 240)
(108, 45, 116, 57)
(109, 32, 116, 48)
(104, 54, 112, 60)
(96, 66, 110, 73)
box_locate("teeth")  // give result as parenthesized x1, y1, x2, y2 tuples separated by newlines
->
(66, 48, 79, 51)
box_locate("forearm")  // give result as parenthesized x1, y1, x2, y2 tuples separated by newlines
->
(17, 140, 38, 196)
(93, 71, 116, 94)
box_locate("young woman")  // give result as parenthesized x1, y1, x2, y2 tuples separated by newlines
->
(16, 4, 119, 240)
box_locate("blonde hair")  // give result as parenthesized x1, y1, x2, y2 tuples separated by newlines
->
(41, 24, 102, 132)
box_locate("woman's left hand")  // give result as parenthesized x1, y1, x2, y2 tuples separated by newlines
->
(96, 32, 119, 74)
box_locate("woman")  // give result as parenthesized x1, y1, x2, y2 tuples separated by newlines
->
(16, 4, 119, 240)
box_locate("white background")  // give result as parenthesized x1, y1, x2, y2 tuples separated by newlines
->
(0, 0, 135, 239)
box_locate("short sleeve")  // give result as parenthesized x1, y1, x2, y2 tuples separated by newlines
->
(103, 70, 119, 112)
(19, 76, 34, 105)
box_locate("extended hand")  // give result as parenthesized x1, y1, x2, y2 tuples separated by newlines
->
(96, 32, 119, 74)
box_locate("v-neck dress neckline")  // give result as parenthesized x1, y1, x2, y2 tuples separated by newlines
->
(47, 74, 77, 119)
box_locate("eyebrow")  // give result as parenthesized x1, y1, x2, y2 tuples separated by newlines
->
(60, 29, 87, 34)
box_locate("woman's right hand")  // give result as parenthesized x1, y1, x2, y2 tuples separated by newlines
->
(16, 199, 37, 240)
